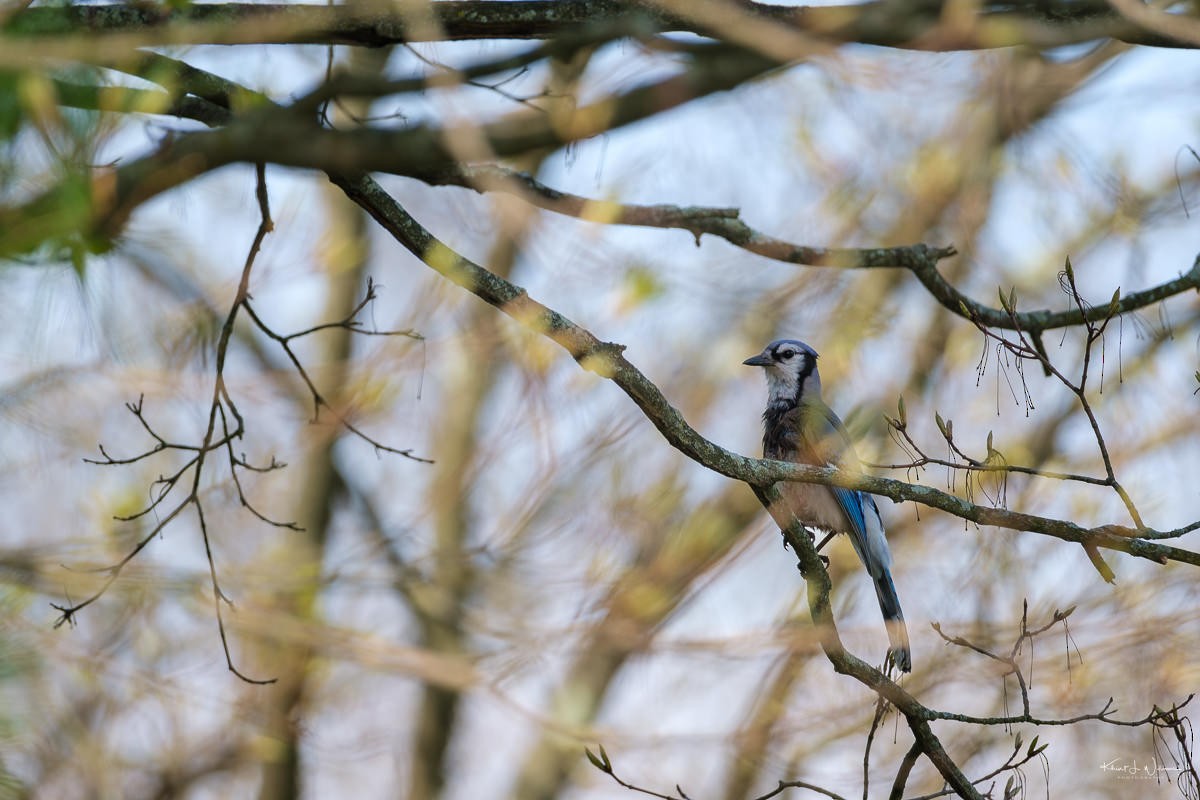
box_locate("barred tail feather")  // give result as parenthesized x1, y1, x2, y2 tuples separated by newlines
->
(873, 570, 911, 673)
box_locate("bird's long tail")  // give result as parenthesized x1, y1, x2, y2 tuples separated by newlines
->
(873, 570, 911, 673)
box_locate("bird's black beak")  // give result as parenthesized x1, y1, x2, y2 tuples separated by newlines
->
(742, 352, 773, 367)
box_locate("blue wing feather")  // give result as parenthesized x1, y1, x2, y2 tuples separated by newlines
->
(830, 486, 868, 542)
(810, 405, 873, 554)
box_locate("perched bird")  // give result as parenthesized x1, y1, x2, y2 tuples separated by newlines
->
(743, 339, 911, 672)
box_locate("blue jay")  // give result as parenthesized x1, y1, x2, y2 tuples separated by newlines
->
(744, 339, 911, 672)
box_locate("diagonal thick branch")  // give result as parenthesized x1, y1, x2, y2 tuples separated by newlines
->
(332, 172, 1200, 571)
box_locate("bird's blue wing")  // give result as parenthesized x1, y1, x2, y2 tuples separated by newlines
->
(829, 485, 886, 577)
(830, 485, 869, 544)
(807, 404, 892, 577)
(830, 470, 908, 668)
(805, 404, 868, 536)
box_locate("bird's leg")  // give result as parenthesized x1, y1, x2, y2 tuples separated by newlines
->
(812, 529, 835, 567)
(786, 526, 831, 567)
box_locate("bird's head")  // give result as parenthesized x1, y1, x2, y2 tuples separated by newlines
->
(743, 339, 822, 407)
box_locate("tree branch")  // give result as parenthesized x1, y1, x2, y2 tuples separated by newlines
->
(0, 42, 780, 257)
(4, 0, 1197, 54)
(415, 163, 1200, 333)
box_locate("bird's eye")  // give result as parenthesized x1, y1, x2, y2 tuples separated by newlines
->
(779, 349, 795, 360)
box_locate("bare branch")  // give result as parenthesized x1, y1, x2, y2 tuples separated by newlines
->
(421, 163, 1200, 334)
(964, 261, 1145, 534)
(888, 742, 922, 800)
(906, 735, 1050, 800)
(240, 295, 432, 463)
(58, 164, 285, 683)
(585, 744, 852, 800)
(927, 607, 1195, 729)
(51, 495, 191, 627)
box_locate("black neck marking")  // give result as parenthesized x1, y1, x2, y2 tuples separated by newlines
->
(790, 356, 816, 407)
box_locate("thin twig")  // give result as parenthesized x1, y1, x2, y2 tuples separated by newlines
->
(240, 283, 431, 463)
